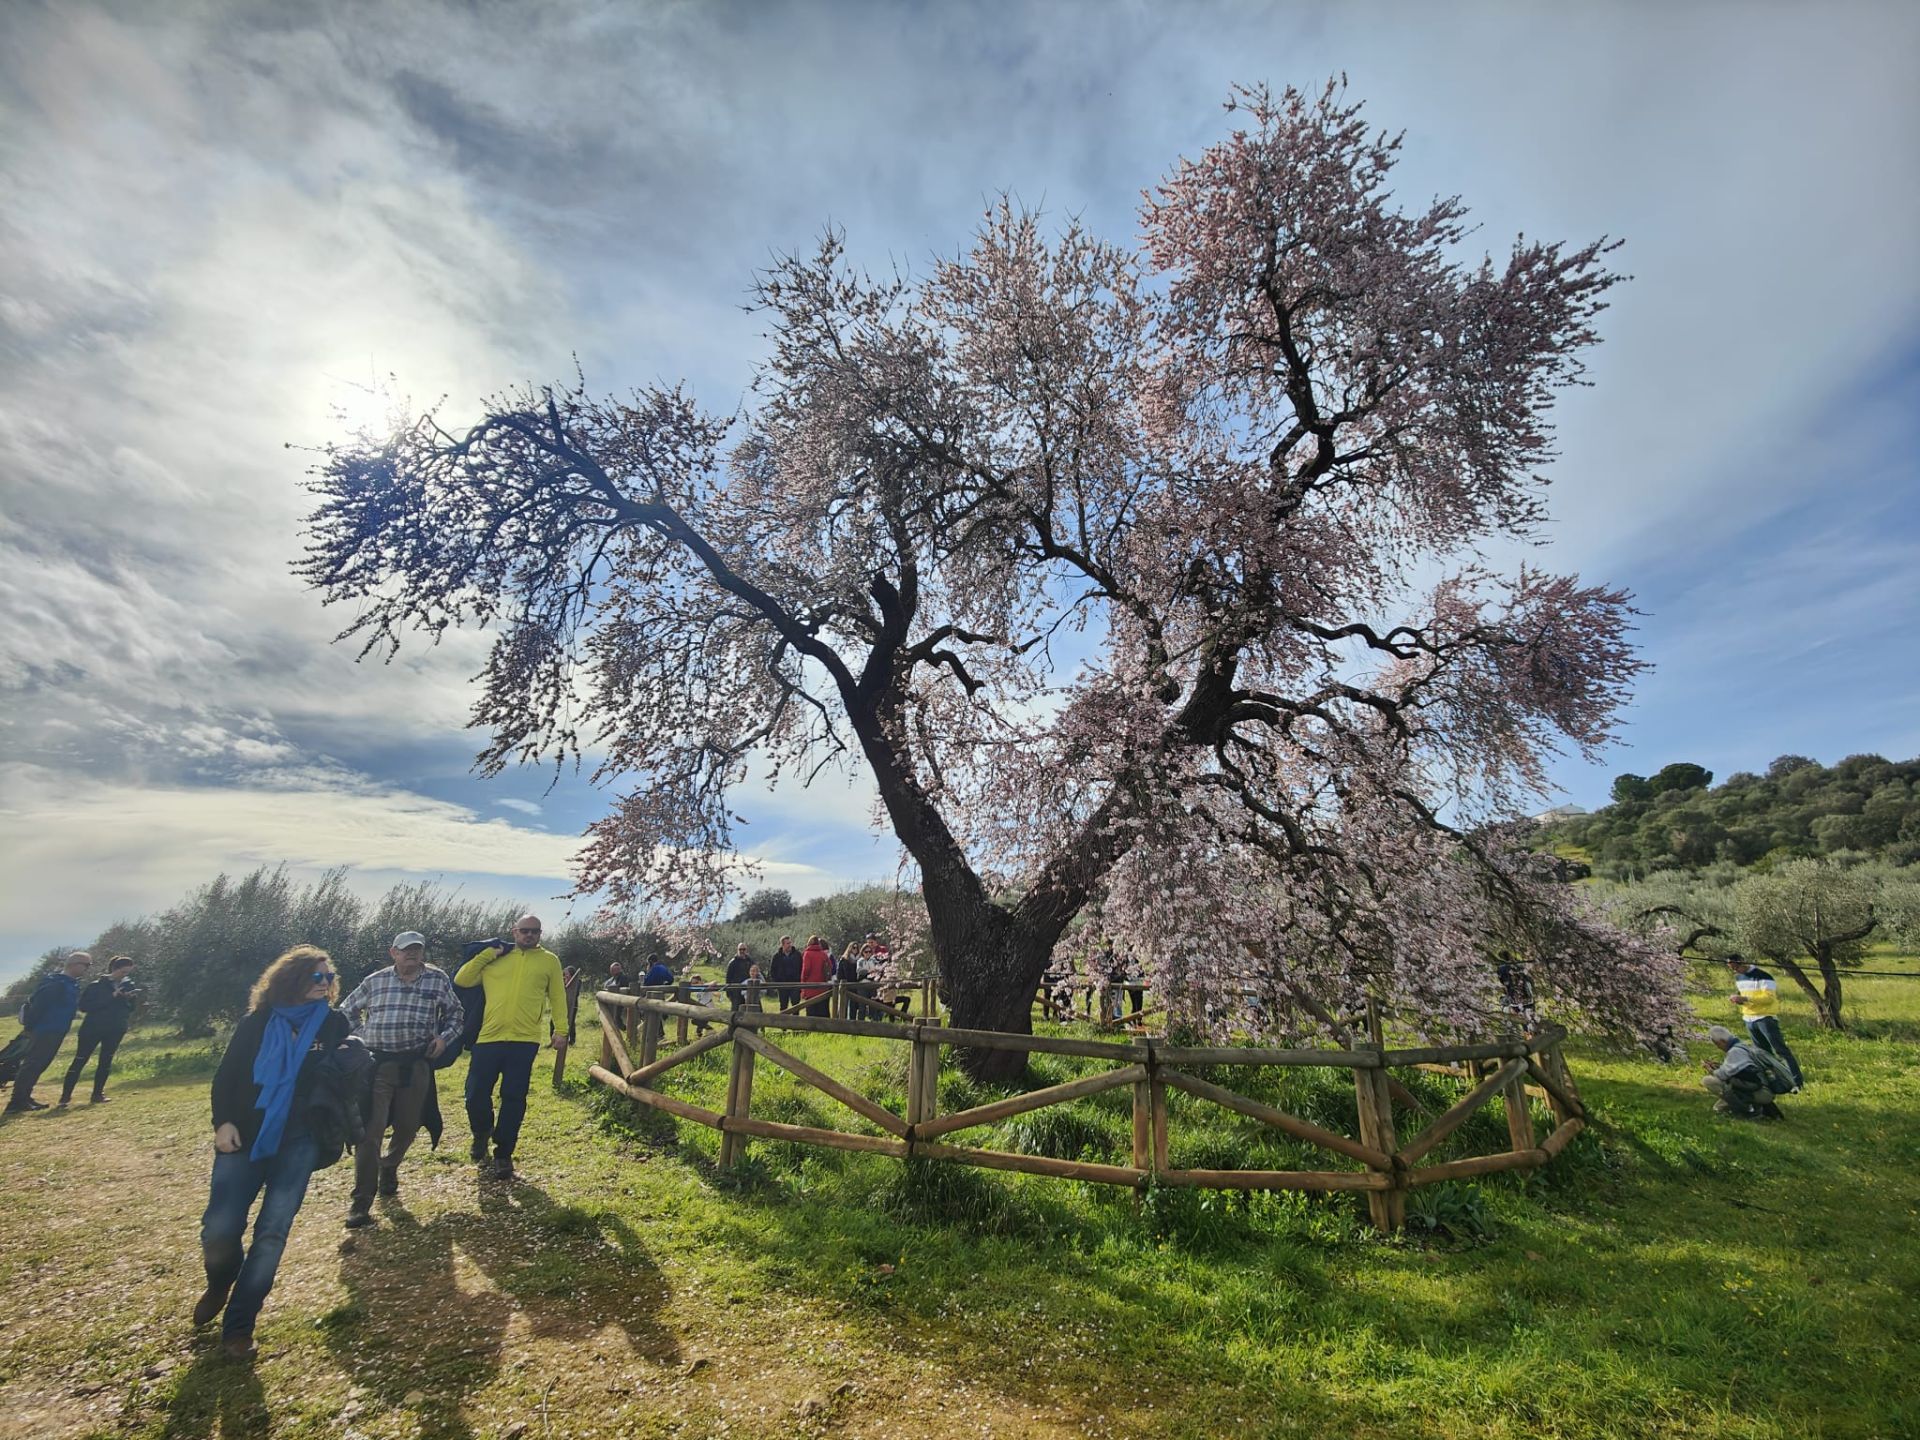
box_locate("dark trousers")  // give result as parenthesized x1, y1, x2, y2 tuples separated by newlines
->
(1744, 1016, 1803, 1086)
(354, 1059, 432, 1206)
(8, 1030, 66, 1108)
(200, 1131, 319, 1339)
(464, 1041, 538, 1159)
(61, 1025, 125, 1101)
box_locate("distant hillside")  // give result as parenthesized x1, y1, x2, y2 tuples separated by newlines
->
(1537, 753, 1920, 879)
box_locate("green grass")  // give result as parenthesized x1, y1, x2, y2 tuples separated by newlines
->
(1, 961, 1916, 1438)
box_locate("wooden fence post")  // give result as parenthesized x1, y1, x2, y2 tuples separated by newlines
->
(719, 1033, 755, 1171)
(1536, 1038, 1582, 1128)
(1150, 1071, 1169, 1174)
(599, 999, 615, 1072)
(552, 1038, 568, 1090)
(639, 1006, 663, 1068)
(1134, 1039, 1156, 1195)
(1353, 1062, 1395, 1231)
(1353, 1005, 1402, 1230)
(1502, 1066, 1536, 1154)
(906, 1021, 941, 1128)
(674, 982, 691, 1046)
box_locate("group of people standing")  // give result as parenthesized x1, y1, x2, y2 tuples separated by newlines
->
(1041, 939, 1145, 1024)
(4, 951, 141, 1112)
(723, 933, 902, 1017)
(190, 916, 570, 1359)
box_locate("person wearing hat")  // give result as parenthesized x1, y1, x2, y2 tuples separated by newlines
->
(1701, 1025, 1786, 1119)
(337, 931, 463, 1226)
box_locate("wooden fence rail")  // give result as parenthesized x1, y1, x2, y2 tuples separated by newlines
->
(587, 991, 1586, 1232)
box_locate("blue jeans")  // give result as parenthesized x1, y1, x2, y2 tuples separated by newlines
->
(465, 1041, 538, 1159)
(200, 1131, 319, 1338)
(1744, 1016, 1803, 1086)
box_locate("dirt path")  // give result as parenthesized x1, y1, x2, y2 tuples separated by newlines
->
(0, 1076, 1116, 1440)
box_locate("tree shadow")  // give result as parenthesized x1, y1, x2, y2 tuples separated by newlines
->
(159, 1343, 270, 1440)
(323, 1175, 676, 1439)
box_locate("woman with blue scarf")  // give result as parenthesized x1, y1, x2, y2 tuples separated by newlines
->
(193, 945, 348, 1359)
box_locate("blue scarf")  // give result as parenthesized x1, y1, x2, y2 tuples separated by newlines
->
(250, 1000, 331, 1160)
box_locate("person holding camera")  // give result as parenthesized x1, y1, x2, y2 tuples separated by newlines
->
(60, 955, 140, 1105)
(454, 915, 568, 1181)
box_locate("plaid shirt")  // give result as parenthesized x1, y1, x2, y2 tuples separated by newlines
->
(339, 964, 463, 1054)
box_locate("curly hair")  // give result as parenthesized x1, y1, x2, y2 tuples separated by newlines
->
(249, 945, 338, 1012)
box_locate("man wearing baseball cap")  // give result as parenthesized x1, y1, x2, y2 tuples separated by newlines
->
(337, 931, 463, 1227)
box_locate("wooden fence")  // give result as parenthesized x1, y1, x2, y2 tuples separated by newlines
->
(586, 990, 1586, 1232)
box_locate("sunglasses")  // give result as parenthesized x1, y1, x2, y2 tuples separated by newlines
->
(311, 971, 337, 985)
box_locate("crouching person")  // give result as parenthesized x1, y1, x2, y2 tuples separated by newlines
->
(339, 931, 463, 1227)
(195, 947, 349, 1359)
(1701, 1024, 1791, 1120)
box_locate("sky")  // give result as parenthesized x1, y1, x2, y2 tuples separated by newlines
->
(2, 0, 1917, 981)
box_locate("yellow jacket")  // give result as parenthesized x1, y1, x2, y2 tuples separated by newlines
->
(455, 943, 568, 1045)
(1731, 965, 1780, 1020)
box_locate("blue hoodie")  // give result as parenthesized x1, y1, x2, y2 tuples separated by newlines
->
(25, 973, 80, 1035)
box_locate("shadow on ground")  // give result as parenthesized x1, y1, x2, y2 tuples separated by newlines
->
(317, 1172, 676, 1440)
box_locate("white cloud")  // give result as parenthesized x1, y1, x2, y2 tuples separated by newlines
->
(2, 0, 1916, 967)
(0, 760, 837, 978)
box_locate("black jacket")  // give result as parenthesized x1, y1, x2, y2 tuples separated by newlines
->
(78, 977, 138, 1034)
(725, 954, 753, 987)
(308, 1037, 374, 1170)
(210, 1009, 353, 1152)
(768, 948, 804, 984)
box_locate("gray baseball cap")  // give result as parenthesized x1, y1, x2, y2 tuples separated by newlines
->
(392, 931, 427, 950)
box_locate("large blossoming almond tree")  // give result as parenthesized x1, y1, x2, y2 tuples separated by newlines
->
(303, 84, 1686, 1079)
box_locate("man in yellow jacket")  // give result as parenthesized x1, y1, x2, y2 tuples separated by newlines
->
(455, 915, 569, 1180)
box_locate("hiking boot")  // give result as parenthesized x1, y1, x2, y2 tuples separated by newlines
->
(1760, 1102, 1785, 1120)
(377, 1166, 400, 1198)
(469, 1137, 490, 1164)
(344, 1206, 375, 1229)
(6, 1099, 48, 1112)
(489, 1154, 516, 1182)
(90, 1094, 110, 1104)
(192, 1285, 231, 1328)
(221, 1333, 257, 1361)
(56, 1094, 72, 1107)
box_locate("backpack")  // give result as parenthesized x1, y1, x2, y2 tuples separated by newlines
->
(0, 1029, 31, 1086)
(446, 939, 500, 1062)
(1747, 1045, 1797, 1095)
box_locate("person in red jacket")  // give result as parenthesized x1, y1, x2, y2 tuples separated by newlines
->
(799, 935, 834, 1017)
